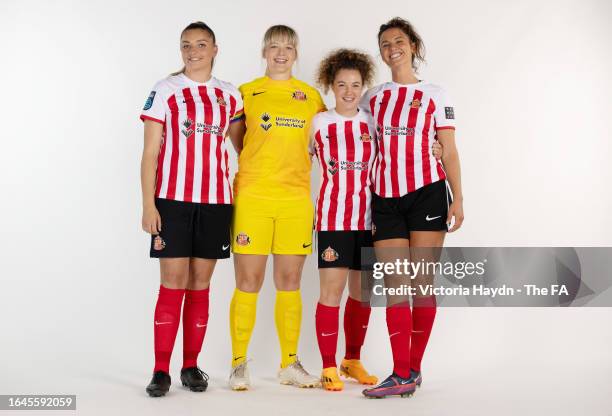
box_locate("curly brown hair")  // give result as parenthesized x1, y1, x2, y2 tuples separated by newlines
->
(316, 49, 375, 93)
(378, 17, 425, 71)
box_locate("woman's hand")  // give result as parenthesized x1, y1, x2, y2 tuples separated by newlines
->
(446, 199, 464, 232)
(432, 141, 443, 160)
(142, 204, 162, 234)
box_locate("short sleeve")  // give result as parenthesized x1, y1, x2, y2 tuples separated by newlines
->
(228, 85, 244, 123)
(312, 89, 327, 113)
(359, 87, 377, 117)
(433, 88, 455, 131)
(140, 80, 166, 125)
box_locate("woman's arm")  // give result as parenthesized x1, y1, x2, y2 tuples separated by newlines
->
(227, 119, 246, 154)
(437, 129, 464, 232)
(141, 120, 164, 234)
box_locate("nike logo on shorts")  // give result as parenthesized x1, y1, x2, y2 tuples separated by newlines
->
(252, 91, 266, 96)
(321, 332, 337, 337)
(303, 243, 312, 248)
(222, 244, 230, 250)
(196, 323, 207, 328)
(155, 321, 172, 325)
(426, 215, 442, 221)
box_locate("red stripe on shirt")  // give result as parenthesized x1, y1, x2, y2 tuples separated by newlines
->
(343, 120, 355, 230)
(315, 130, 327, 230)
(198, 86, 212, 203)
(390, 87, 407, 196)
(214, 88, 226, 203)
(327, 124, 339, 231)
(183, 88, 196, 202)
(421, 98, 435, 186)
(374, 90, 391, 196)
(166, 95, 180, 200)
(405, 89, 422, 193)
(358, 121, 371, 230)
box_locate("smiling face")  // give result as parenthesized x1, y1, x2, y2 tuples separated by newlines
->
(379, 27, 415, 70)
(331, 69, 363, 114)
(263, 36, 297, 77)
(180, 28, 217, 72)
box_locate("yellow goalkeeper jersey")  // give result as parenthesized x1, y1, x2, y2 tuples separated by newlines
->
(235, 76, 325, 200)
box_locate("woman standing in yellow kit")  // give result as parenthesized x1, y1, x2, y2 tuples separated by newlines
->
(227, 25, 326, 390)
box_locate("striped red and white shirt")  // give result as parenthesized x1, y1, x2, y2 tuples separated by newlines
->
(310, 109, 376, 231)
(361, 81, 455, 198)
(140, 74, 244, 204)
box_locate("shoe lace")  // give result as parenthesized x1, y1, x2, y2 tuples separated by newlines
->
(231, 360, 250, 378)
(195, 367, 209, 381)
(290, 359, 310, 377)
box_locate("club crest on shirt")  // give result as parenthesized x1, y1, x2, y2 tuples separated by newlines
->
(410, 99, 422, 108)
(143, 91, 156, 110)
(328, 158, 338, 175)
(217, 96, 227, 106)
(321, 246, 339, 262)
(260, 113, 272, 131)
(360, 132, 372, 142)
(445, 107, 455, 119)
(236, 232, 251, 246)
(153, 236, 166, 251)
(291, 90, 307, 101)
(182, 118, 194, 137)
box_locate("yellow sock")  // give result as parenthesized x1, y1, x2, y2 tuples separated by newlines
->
(229, 288, 258, 368)
(275, 290, 302, 368)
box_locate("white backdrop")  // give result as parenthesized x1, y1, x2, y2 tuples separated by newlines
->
(1, 0, 611, 415)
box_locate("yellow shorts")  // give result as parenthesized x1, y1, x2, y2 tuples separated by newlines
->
(231, 193, 314, 255)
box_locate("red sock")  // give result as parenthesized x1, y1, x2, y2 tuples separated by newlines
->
(182, 287, 210, 369)
(410, 296, 437, 372)
(316, 303, 340, 369)
(386, 302, 412, 378)
(153, 285, 185, 373)
(344, 296, 371, 360)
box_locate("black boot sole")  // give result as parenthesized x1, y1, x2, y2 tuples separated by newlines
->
(181, 380, 208, 392)
(146, 387, 169, 397)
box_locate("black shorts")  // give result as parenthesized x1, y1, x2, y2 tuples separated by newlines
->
(372, 179, 451, 241)
(317, 230, 373, 270)
(150, 198, 232, 259)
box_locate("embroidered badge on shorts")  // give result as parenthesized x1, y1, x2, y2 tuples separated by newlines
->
(321, 246, 339, 262)
(153, 236, 166, 251)
(236, 232, 251, 246)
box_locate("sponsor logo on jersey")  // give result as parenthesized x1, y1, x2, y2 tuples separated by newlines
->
(143, 91, 156, 110)
(360, 132, 372, 142)
(182, 118, 195, 137)
(328, 158, 338, 175)
(410, 99, 422, 108)
(260, 113, 272, 131)
(236, 232, 251, 246)
(292, 90, 307, 101)
(384, 126, 415, 137)
(153, 236, 166, 251)
(217, 96, 227, 106)
(445, 106, 455, 119)
(321, 246, 339, 262)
